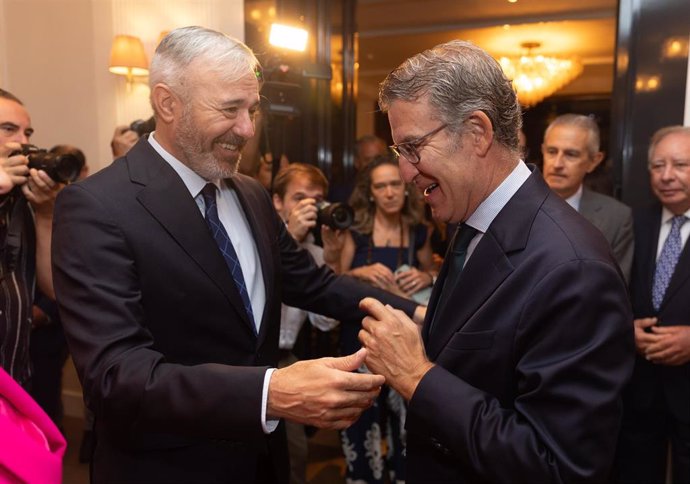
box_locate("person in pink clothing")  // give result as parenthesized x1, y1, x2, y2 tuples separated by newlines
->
(0, 367, 66, 484)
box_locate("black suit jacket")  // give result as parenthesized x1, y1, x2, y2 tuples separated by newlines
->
(405, 171, 634, 483)
(52, 138, 417, 484)
(625, 204, 690, 423)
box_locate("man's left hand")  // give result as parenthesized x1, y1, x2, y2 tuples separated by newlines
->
(23, 169, 60, 215)
(358, 297, 434, 400)
(646, 325, 690, 365)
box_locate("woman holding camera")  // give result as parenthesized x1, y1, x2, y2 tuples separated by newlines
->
(338, 154, 435, 484)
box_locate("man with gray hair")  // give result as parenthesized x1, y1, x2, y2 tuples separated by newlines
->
(541, 113, 634, 280)
(357, 40, 634, 483)
(51, 26, 421, 483)
(616, 125, 690, 483)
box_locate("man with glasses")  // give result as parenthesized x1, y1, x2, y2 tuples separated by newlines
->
(542, 113, 634, 281)
(357, 40, 634, 483)
(616, 126, 690, 484)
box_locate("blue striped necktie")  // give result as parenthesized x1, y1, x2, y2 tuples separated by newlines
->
(201, 183, 256, 329)
(652, 215, 688, 311)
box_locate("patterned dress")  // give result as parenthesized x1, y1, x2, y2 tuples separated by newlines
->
(340, 223, 427, 484)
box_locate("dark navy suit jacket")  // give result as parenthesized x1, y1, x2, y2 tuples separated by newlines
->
(625, 204, 690, 423)
(52, 138, 417, 484)
(406, 170, 634, 483)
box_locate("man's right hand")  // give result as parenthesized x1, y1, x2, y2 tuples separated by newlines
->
(286, 198, 318, 242)
(0, 142, 29, 189)
(633, 317, 658, 356)
(267, 348, 384, 429)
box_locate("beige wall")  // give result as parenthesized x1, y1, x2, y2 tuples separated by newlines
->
(0, 0, 244, 173)
(0, 0, 244, 416)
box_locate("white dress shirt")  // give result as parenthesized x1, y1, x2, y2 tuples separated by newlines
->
(148, 134, 276, 433)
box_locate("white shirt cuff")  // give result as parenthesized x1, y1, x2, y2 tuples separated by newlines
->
(262, 368, 279, 433)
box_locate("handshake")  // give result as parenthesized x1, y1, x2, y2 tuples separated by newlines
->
(267, 298, 428, 429)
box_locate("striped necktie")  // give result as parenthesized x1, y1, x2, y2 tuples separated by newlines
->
(201, 183, 256, 330)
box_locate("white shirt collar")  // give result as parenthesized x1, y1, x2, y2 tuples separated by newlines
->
(564, 184, 584, 211)
(147, 133, 216, 199)
(465, 160, 532, 233)
(661, 205, 690, 225)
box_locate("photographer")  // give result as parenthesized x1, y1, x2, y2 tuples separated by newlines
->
(0, 89, 61, 387)
(110, 117, 155, 158)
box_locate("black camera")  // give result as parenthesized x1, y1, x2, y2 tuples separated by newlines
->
(316, 201, 354, 230)
(130, 116, 156, 137)
(9, 144, 84, 184)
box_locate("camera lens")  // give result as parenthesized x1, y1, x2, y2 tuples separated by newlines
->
(51, 154, 83, 183)
(316, 202, 354, 230)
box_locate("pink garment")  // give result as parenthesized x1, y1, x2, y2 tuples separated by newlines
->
(0, 367, 66, 484)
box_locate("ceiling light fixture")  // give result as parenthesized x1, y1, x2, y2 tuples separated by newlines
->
(499, 42, 583, 107)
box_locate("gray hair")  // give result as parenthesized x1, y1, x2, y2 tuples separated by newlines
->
(149, 26, 261, 103)
(544, 114, 601, 158)
(648, 125, 690, 162)
(378, 40, 521, 151)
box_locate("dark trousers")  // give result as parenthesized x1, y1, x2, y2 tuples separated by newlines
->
(615, 395, 690, 484)
(28, 321, 69, 427)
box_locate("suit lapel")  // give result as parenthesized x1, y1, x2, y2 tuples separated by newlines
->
(578, 189, 600, 220)
(642, 209, 661, 308)
(425, 170, 548, 359)
(128, 140, 256, 335)
(423, 239, 454, 344)
(426, 232, 513, 359)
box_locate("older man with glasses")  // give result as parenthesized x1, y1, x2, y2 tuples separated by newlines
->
(357, 40, 634, 483)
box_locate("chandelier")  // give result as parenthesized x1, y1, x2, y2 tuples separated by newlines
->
(499, 42, 583, 107)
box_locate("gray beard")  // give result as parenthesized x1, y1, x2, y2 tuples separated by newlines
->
(176, 110, 242, 181)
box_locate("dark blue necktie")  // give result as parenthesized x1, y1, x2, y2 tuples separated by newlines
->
(201, 183, 256, 329)
(652, 215, 688, 311)
(429, 223, 478, 333)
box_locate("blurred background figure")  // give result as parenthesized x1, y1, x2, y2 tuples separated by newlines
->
(541, 113, 633, 281)
(329, 134, 388, 204)
(616, 125, 690, 484)
(338, 155, 435, 484)
(0, 89, 61, 390)
(110, 125, 139, 158)
(518, 128, 528, 161)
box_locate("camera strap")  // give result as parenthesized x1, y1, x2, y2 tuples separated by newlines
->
(3, 191, 28, 274)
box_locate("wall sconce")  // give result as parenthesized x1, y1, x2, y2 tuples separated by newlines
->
(109, 34, 149, 89)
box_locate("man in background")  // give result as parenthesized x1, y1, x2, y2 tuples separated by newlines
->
(329, 134, 388, 203)
(0, 89, 61, 387)
(616, 125, 690, 484)
(541, 113, 633, 280)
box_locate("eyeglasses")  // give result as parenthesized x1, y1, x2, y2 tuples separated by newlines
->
(390, 123, 447, 164)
